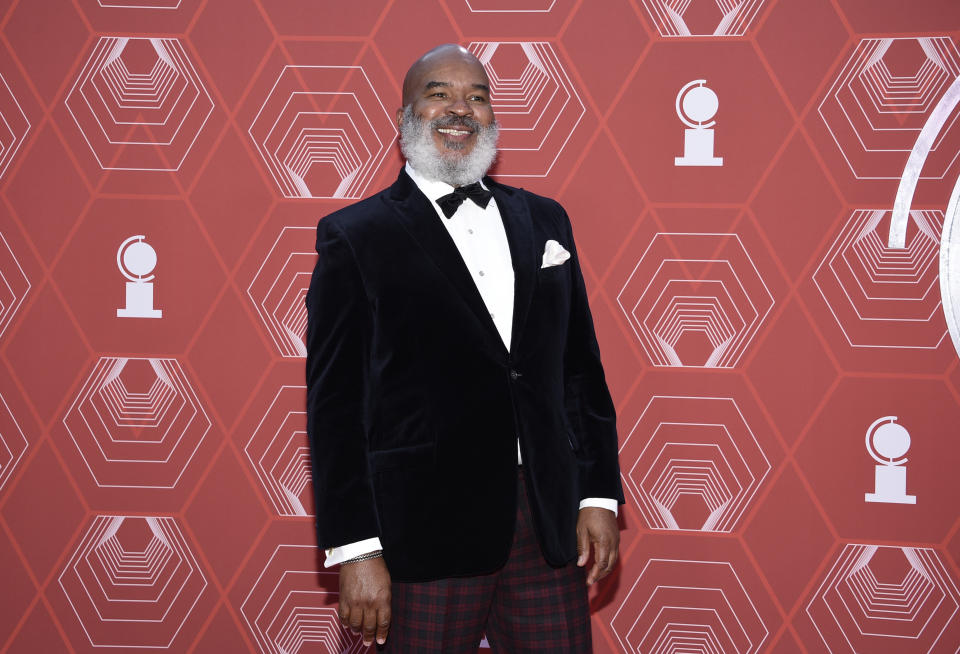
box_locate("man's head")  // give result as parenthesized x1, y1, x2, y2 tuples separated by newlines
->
(397, 44, 499, 186)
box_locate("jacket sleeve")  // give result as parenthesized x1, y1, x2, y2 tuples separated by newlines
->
(305, 218, 380, 549)
(560, 208, 626, 505)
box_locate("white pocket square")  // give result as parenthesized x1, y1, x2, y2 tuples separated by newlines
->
(541, 239, 571, 268)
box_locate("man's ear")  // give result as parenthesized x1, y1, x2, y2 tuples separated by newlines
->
(395, 107, 403, 130)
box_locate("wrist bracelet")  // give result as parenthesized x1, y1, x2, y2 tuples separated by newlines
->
(344, 550, 383, 564)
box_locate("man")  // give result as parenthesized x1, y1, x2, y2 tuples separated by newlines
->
(305, 44, 623, 653)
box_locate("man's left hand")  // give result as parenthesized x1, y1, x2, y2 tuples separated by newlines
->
(576, 507, 619, 585)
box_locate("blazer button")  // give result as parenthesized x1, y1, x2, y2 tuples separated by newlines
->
(509, 369, 520, 380)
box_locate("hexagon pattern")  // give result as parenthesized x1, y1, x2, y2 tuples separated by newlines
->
(244, 385, 312, 516)
(62, 357, 211, 489)
(611, 558, 770, 654)
(0, 231, 30, 339)
(247, 227, 314, 358)
(804, 544, 960, 653)
(640, 0, 767, 37)
(619, 395, 772, 532)
(813, 209, 947, 349)
(65, 36, 214, 171)
(240, 543, 362, 654)
(819, 37, 960, 181)
(617, 233, 774, 368)
(0, 393, 27, 492)
(0, 73, 30, 180)
(0, 1, 957, 653)
(57, 515, 207, 649)
(249, 65, 396, 199)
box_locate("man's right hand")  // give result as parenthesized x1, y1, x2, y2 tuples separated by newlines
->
(338, 556, 392, 647)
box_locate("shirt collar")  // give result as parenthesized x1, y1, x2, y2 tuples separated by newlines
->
(405, 161, 488, 204)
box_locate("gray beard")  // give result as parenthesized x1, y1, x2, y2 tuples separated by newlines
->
(398, 105, 499, 187)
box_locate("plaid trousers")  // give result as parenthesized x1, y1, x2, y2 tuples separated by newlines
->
(382, 468, 591, 653)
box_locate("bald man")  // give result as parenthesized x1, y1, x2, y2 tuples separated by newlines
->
(305, 44, 623, 653)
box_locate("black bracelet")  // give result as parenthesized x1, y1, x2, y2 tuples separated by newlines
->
(344, 550, 383, 564)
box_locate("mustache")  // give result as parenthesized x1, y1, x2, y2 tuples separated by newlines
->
(429, 114, 484, 131)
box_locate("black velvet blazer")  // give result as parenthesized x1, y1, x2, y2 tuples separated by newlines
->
(305, 169, 624, 583)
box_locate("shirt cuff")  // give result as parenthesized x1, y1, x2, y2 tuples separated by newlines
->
(323, 537, 383, 568)
(579, 497, 618, 517)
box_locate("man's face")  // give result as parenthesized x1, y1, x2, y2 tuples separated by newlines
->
(398, 55, 495, 158)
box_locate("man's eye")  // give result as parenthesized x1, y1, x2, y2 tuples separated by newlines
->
(430, 92, 446, 98)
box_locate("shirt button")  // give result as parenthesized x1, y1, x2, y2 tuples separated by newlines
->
(468, 229, 474, 234)
(478, 270, 485, 276)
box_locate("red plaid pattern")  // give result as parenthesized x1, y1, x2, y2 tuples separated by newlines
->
(383, 469, 590, 653)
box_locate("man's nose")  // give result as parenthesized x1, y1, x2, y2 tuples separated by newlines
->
(447, 97, 472, 116)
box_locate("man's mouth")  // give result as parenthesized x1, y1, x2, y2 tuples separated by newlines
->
(436, 127, 473, 137)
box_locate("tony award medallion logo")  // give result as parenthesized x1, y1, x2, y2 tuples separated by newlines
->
(864, 416, 916, 504)
(116, 235, 162, 319)
(674, 79, 723, 167)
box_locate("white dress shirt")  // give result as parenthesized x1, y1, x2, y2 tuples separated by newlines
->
(323, 164, 617, 567)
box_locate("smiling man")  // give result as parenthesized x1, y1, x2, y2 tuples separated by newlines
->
(305, 44, 623, 653)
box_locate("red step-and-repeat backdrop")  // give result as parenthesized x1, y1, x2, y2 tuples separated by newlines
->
(1, 0, 959, 652)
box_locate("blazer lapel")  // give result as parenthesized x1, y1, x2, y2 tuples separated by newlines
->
(382, 169, 506, 353)
(487, 178, 536, 356)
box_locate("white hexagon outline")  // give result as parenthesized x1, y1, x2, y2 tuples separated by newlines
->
(464, 0, 557, 12)
(244, 384, 312, 517)
(64, 36, 214, 171)
(0, 73, 30, 181)
(0, 393, 27, 492)
(639, 0, 767, 37)
(619, 395, 771, 533)
(0, 231, 31, 340)
(813, 209, 948, 350)
(240, 544, 364, 654)
(617, 233, 775, 368)
(58, 515, 208, 648)
(611, 558, 769, 654)
(98, 0, 182, 7)
(62, 357, 212, 489)
(806, 544, 960, 653)
(818, 37, 960, 181)
(248, 65, 396, 199)
(247, 226, 314, 358)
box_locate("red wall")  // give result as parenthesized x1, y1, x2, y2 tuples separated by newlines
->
(1, 0, 959, 652)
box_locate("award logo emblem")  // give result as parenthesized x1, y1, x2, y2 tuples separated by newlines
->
(116, 235, 162, 319)
(674, 79, 723, 167)
(864, 416, 916, 504)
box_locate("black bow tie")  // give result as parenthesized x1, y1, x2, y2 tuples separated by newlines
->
(436, 182, 493, 218)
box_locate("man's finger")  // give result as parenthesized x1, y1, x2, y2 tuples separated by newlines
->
(587, 560, 602, 585)
(338, 604, 350, 629)
(588, 541, 610, 584)
(376, 605, 391, 645)
(348, 606, 363, 634)
(361, 606, 378, 646)
(607, 545, 619, 573)
(596, 539, 617, 582)
(576, 526, 590, 567)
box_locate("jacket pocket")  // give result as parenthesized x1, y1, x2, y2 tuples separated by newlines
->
(368, 440, 436, 474)
(537, 263, 568, 284)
